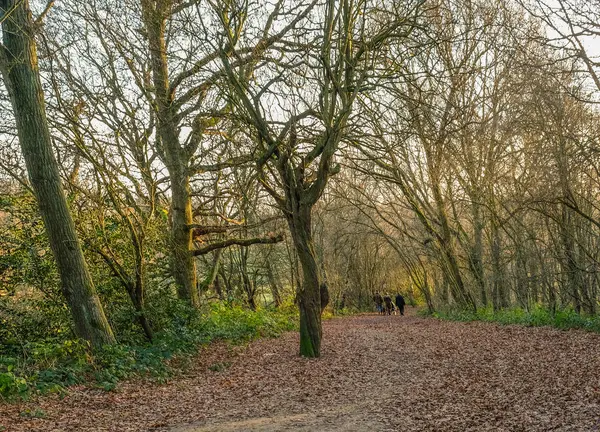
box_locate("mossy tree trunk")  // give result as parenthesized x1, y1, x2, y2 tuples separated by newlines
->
(140, 0, 198, 306)
(0, 0, 116, 347)
(286, 203, 322, 358)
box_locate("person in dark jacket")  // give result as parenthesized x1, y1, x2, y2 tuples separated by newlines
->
(395, 293, 406, 316)
(383, 295, 394, 315)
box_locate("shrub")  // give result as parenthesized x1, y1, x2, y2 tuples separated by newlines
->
(0, 302, 298, 401)
(0, 371, 29, 400)
(432, 305, 600, 333)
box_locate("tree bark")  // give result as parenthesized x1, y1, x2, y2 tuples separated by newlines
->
(198, 249, 222, 293)
(287, 205, 322, 358)
(131, 235, 153, 341)
(265, 259, 283, 307)
(470, 201, 487, 306)
(239, 246, 257, 310)
(559, 207, 583, 314)
(140, 0, 198, 306)
(431, 180, 476, 312)
(514, 240, 529, 310)
(491, 218, 508, 310)
(0, 0, 116, 347)
(213, 275, 225, 301)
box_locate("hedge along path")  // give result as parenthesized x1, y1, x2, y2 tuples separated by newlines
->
(2, 309, 600, 431)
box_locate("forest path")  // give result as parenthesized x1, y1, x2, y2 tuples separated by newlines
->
(3, 309, 600, 431)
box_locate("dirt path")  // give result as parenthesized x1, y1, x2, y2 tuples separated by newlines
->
(2, 309, 600, 431)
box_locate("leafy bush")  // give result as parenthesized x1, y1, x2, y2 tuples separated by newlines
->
(0, 371, 28, 399)
(431, 305, 600, 333)
(0, 302, 297, 401)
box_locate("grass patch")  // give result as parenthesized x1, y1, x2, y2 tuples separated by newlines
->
(427, 305, 600, 332)
(19, 408, 46, 419)
(0, 302, 297, 401)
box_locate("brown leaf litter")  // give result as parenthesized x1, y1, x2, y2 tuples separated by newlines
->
(1, 309, 600, 431)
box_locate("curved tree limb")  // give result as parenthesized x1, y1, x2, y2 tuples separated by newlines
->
(193, 233, 284, 256)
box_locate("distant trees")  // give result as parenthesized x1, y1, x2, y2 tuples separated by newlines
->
(336, 0, 600, 315)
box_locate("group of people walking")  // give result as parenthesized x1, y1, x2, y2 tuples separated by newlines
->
(373, 292, 405, 316)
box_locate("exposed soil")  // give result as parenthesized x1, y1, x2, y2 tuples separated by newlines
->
(2, 309, 600, 431)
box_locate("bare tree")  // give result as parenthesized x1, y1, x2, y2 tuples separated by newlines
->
(220, 0, 422, 356)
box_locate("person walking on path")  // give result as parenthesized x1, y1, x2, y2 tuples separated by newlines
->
(395, 293, 405, 316)
(383, 295, 394, 315)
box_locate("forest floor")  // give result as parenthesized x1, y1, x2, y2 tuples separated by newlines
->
(2, 308, 600, 431)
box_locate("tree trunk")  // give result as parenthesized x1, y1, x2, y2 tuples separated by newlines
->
(213, 275, 225, 300)
(424, 283, 435, 314)
(218, 264, 236, 303)
(529, 256, 539, 305)
(141, 0, 198, 306)
(245, 279, 257, 311)
(266, 260, 283, 307)
(491, 218, 507, 310)
(471, 202, 487, 306)
(440, 236, 476, 312)
(438, 272, 449, 305)
(560, 208, 583, 314)
(431, 175, 476, 312)
(199, 250, 222, 293)
(0, 0, 115, 347)
(240, 247, 257, 310)
(170, 172, 198, 305)
(241, 270, 257, 310)
(515, 242, 529, 310)
(287, 205, 322, 358)
(132, 239, 153, 341)
(124, 276, 153, 342)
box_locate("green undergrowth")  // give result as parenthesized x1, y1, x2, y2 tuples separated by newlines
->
(0, 302, 297, 401)
(426, 305, 600, 333)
